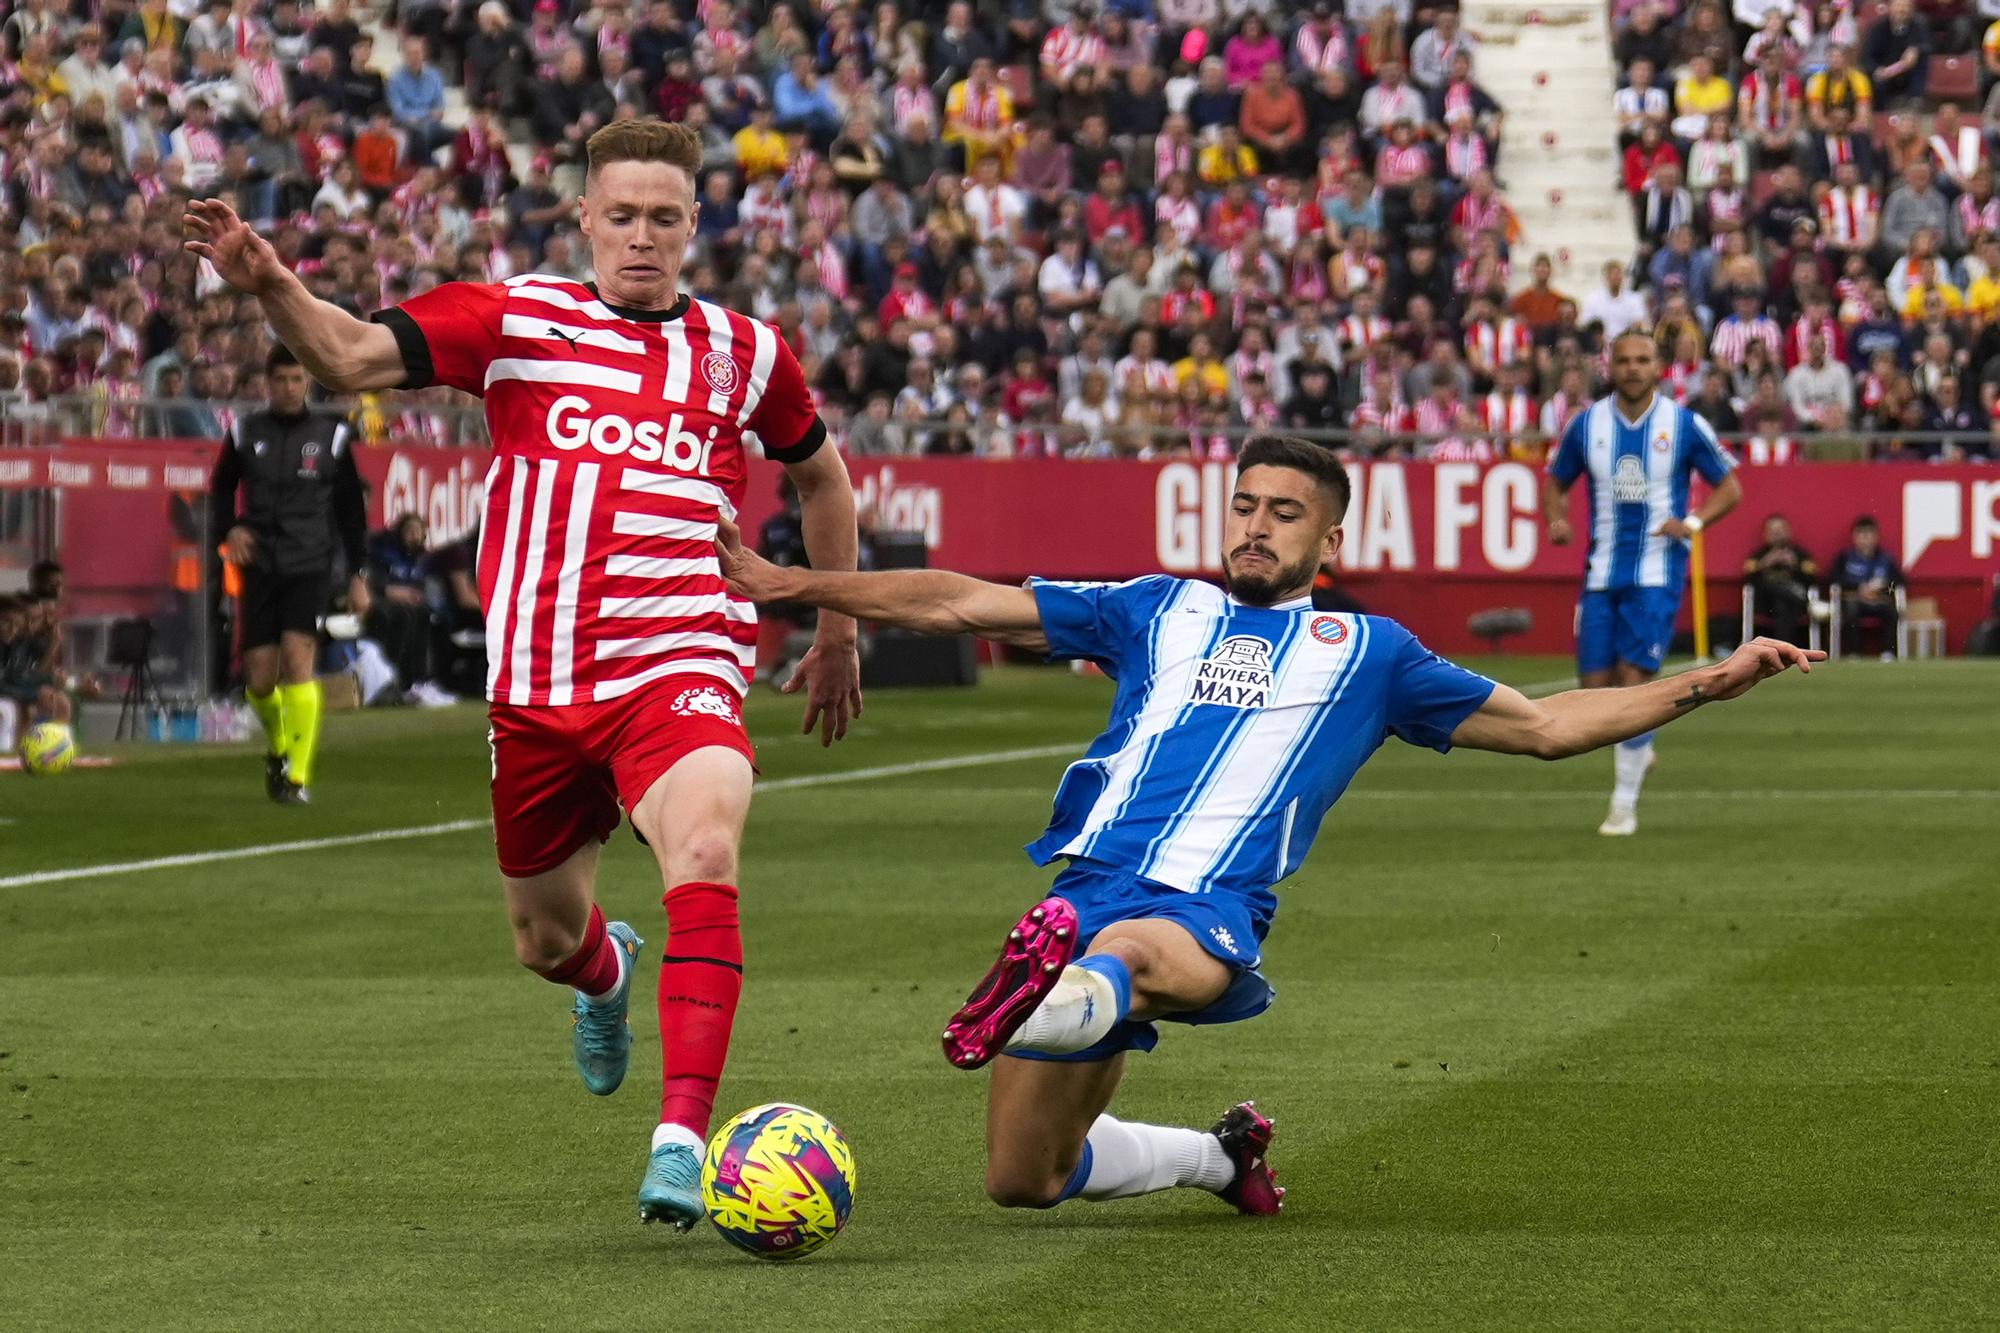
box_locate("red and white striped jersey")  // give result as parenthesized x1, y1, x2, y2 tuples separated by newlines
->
(1426, 436, 1495, 462)
(1349, 397, 1409, 431)
(1709, 314, 1782, 368)
(1464, 317, 1532, 370)
(1818, 185, 1876, 247)
(1738, 71, 1800, 134)
(1741, 434, 1798, 464)
(1293, 21, 1350, 75)
(1411, 396, 1463, 435)
(1930, 125, 1985, 183)
(1784, 313, 1843, 367)
(1337, 313, 1390, 354)
(1478, 390, 1537, 435)
(1540, 390, 1584, 434)
(374, 274, 823, 706)
(1662, 360, 1702, 403)
(1040, 25, 1105, 81)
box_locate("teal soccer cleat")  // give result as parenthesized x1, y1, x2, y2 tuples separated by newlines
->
(637, 1142, 705, 1230)
(570, 922, 643, 1096)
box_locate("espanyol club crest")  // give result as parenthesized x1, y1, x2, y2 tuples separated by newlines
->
(701, 351, 739, 396)
(1309, 615, 1347, 647)
(1653, 429, 1672, 453)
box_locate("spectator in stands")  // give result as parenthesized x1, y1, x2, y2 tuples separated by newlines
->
(1744, 513, 1820, 646)
(1882, 158, 1950, 261)
(1833, 515, 1904, 657)
(365, 513, 452, 707)
(1581, 260, 1652, 337)
(1863, 0, 1933, 108)
(1808, 43, 1876, 131)
(464, 2, 528, 117)
(1785, 334, 1857, 427)
(388, 37, 452, 166)
(1510, 254, 1572, 331)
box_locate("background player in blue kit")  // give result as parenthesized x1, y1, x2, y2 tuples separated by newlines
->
(718, 437, 1815, 1218)
(1542, 330, 1745, 837)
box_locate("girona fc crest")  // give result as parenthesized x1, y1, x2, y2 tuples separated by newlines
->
(701, 351, 739, 395)
(672, 685, 741, 722)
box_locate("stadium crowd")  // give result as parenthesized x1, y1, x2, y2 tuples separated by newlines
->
(0, 0, 1994, 460)
(1614, 0, 2000, 461)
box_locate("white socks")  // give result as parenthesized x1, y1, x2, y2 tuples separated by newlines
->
(581, 939, 628, 1006)
(652, 1122, 703, 1153)
(1612, 736, 1655, 811)
(1076, 1115, 1235, 1201)
(1005, 958, 1130, 1055)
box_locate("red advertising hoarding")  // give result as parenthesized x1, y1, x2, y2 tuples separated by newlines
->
(10, 441, 1997, 654)
(352, 449, 2000, 654)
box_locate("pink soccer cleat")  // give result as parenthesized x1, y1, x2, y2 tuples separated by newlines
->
(941, 898, 1079, 1070)
(1210, 1101, 1285, 1216)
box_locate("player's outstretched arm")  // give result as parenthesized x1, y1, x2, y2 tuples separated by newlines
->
(182, 199, 406, 392)
(1450, 637, 1825, 759)
(717, 515, 1049, 652)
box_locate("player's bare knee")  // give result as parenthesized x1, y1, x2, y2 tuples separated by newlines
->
(665, 828, 739, 886)
(983, 1165, 1068, 1209)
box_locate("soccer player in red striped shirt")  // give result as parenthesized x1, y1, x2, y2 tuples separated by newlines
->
(184, 120, 864, 1230)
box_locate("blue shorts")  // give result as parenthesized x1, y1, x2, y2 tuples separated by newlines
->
(1577, 585, 1684, 676)
(1008, 858, 1278, 1063)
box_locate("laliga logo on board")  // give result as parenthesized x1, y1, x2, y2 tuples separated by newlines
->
(1902, 476, 2000, 568)
(382, 451, 487, 543)
(545, 395, 719, 474)
(853, 465, 942, 548)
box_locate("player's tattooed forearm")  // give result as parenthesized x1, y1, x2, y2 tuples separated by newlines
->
(1673, 683, 1708, 711)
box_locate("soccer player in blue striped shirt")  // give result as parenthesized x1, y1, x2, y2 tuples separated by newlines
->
(1543, 330, 1744, 836)
(718, 436, 1810, 1217)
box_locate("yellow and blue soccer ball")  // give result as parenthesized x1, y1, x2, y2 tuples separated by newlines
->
(19, 721, 75, 776)
(701, 1102, 856, 1260)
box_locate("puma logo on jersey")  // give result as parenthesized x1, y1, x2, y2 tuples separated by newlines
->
(547, 325, 583, 352)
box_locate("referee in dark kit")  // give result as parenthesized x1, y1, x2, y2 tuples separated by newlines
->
(209, 346, 370, 805)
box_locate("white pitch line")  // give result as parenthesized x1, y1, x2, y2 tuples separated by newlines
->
(0, 818, 495, 890)
(0, 744, 1083, 890)
(753, 742, 1076, 791)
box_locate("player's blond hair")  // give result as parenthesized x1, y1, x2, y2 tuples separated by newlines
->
(584, 119, 703, 186)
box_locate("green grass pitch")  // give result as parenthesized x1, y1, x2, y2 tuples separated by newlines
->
(4, 658, 1998, 1330)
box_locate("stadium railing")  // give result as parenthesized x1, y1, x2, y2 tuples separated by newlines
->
(4, 396, 1998, 458)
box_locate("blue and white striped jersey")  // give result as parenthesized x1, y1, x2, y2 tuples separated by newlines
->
(1025, 576, 1497, 919)
(1549, 393, 1735, 592)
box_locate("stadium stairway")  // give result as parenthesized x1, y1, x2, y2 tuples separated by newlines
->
(360, 8, 540, 184)
(1462, 0, 1631, 290)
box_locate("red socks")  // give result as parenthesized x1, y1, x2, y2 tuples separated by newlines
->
(537, 903, 623, 997)
(658, 881, 744, 1136)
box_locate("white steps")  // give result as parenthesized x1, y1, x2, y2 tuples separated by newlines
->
(1465, 0, 1632, 292)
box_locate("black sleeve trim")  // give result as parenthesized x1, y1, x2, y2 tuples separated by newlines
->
(762, 415, 828, 466)
(369, 307, 435, 391)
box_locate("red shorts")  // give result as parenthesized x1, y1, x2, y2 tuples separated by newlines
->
(488, 676, 755, 878)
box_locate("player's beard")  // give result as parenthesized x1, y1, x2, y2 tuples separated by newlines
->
(1222, 545, 1318, 607)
